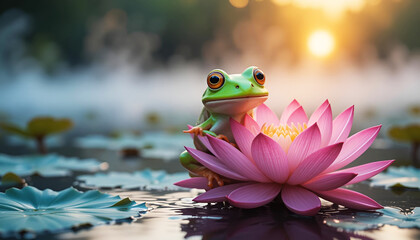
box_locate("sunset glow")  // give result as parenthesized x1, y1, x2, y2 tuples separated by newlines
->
(307, 30, 335, 57)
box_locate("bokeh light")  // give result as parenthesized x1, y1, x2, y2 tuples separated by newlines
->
(229, 0, 249, 8)
(307, 30, 335, 57)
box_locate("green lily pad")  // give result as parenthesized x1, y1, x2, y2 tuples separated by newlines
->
(0, 172, 25, 188)
(0, 186, 147, 237)
(0, 154, 108, 177)
(75, 132, 193, 161)
(389, 124, 420, 143)
(0, 117, 73, 138)
(324, 207, 420, 230)
(370, 166, 420, 189)
(76, 169, 190, 190)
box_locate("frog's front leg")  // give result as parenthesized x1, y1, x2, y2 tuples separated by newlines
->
(183, 117, 215, 136)
(179, 150, 227, 188)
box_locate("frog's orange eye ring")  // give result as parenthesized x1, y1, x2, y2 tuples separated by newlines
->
(253, 68, 265, 86)
(207, 71, 225, 90)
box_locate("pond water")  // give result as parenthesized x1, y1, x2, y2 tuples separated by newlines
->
(0, 138, 419, 240)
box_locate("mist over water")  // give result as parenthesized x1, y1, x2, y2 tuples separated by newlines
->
(0, 9, 419, 133)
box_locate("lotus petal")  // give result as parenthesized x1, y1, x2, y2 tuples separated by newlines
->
(185, 147, 247, 181)
(287, 124, 321, 171)
(308, 101, 332, 147)
(231, 118, 255, 160)
(335, 160, 395, 185)
(251, 133, 289, 183)
(197, 134, 216, 154)
(227, 183, 282, 208)
(308, 100, 329, 124)
(174, 177, 210, 190)
(288, 143, 343, 185)
(244, 114, 261, 135)
(280, 99, 301, 124)
(303, 172, 357, 191)
(255, 104, 279, 127)
(287, 106, 308, 125)
(326, 125, 381, 172)
(317, 188, 383, 210)
(281, 185, 321, 216)
(329, 106, 354, 144)
(194, 183, 250, 202)
(208, 136, 271, 182)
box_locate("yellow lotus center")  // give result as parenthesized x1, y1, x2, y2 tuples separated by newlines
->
(261, 123, 308, 152)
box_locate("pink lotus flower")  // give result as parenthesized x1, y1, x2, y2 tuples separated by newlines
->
(175, 100, 394, 216)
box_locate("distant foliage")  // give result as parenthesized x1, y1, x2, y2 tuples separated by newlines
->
(0, 117, 73, 154)
(389, 124, 420, 166)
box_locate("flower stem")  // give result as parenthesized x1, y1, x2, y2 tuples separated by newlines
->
(35, 136, 47, 155)
(413, 142, 419, 168)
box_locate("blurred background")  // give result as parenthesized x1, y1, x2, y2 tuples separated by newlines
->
(0, 0, 419, 135)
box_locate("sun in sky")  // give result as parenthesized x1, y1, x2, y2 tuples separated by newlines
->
(307, 30, 335, 58)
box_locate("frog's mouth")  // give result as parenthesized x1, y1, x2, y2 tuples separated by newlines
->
(203, 95, 268, 115)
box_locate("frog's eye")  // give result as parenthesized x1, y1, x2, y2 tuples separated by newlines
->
(207, 71, 225, 90)
(253, 68, 265, 86)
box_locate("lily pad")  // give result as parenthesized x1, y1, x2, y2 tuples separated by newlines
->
(5, 135, 64, 148)
(389, 124, 420, 143)
(370, 166, 420, 189)
(324, 207, 420, 230)
(0, 172, 25, 188)
(76, 169, 190, 190)
(0, 154, 108, 177)
(0, 186, 147, 237)
(0, 117, 73, 154)
(75, 132, 192, 161)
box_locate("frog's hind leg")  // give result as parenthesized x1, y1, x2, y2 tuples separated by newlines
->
(216, 134, 238, 148)
(179, 150, 227, 188)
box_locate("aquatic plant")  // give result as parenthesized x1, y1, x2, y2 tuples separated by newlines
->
(0, 186, 147, 237)
(76, 131, 192, 161)
(77, 169, 189, 190)
(0, 172, 25, 188)
(370, 166, 420, 189)
(0, 117, 73, 154)
(388, 124, 420, 167)
(0, 154, 107, 177)
(324, 207, 420, 230)
(176, 100, 393, 216)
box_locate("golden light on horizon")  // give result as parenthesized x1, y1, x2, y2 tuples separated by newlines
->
(229, 0, 249, 8)
(271, 0, 366, 18)
(307, 30, 335, 58)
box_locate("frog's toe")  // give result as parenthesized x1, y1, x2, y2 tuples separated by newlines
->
(183, 127, 204, 136)
(216, 134, 229, 142)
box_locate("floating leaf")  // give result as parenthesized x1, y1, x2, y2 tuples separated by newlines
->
(76, 132, 193, 161)
(76, 169, 190, 190)
(0, 172, 25, 188)
(324, 207, 420, 230)
(389, 124, 420, 143)
(1, 117, 73, 138)
(370, 166, 420, 189)
(0, 186, 147, 237)
(6, 135, 64, 148)
(0, 123, 30, 138)
(0, 154, 108, 177)
(0, 117, 73, 154)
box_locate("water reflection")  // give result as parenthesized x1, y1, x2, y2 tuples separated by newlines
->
(176, 204, 372, 240)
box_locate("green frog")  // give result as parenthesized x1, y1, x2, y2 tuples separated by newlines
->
(180, 66, 268, 188)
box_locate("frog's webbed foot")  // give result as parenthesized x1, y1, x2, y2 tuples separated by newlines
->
(196, 167, 230, 188)
(183, 126, 204, 136)
(216, 134, 238, 148)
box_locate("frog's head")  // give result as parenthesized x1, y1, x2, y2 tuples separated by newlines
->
(202, 66, 269, 115)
